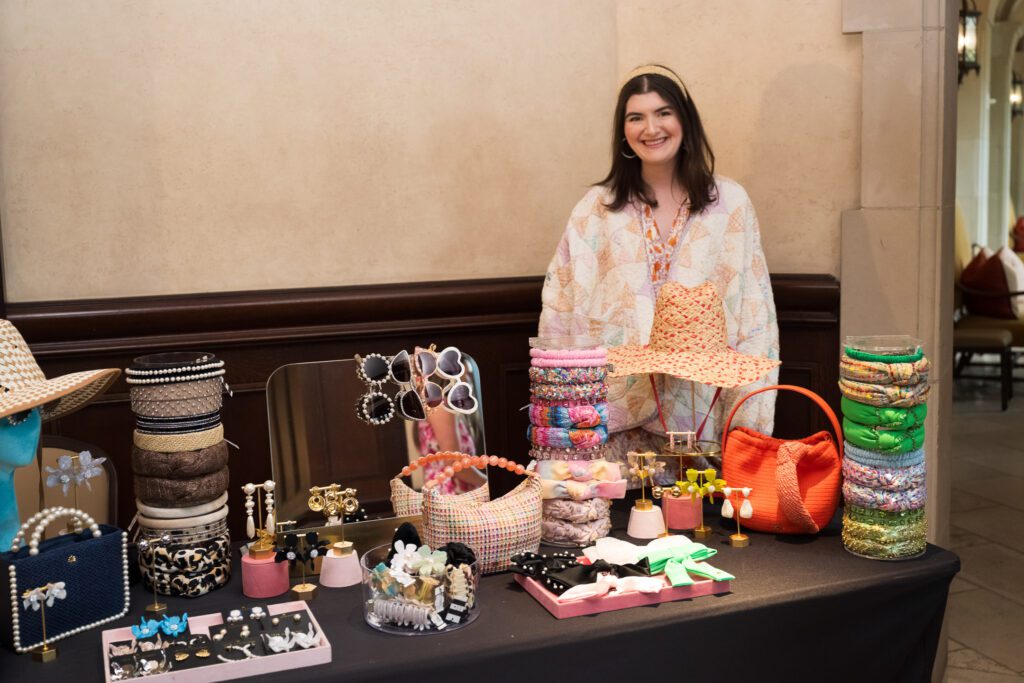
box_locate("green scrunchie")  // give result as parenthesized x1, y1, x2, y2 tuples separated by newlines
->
(844, 346, 924, 364)
(840, 396, 928, 429)
(842, 418, 925, 453)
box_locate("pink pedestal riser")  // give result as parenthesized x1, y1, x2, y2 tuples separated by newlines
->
(241, 553, 290, 598)
(663, 495, 701, 531)
(626, 505, 666, 539)
(319, 552, 361, 588)
(514, 574, 731, 619)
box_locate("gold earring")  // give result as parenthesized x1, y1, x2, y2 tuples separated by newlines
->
(174, 651, 189, 662)
(195, 648, 210, 658)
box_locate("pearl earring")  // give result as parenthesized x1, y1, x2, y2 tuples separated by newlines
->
(243, 483, 257, 539)
(263, 480, 276, 532)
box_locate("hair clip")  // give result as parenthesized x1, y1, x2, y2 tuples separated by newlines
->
(131, 617, 161, 640)
(137, 651, 168, 676)
(263, 628, 293, 654)
(110, 661, 136, 681)
(248, 606, 266, 621)
(138, 634, 164, 652)
(217, 644, 256, 662)
(290, 623, 318, 649)
(109, 641, 138, 657)
(160, 613, 188, 637)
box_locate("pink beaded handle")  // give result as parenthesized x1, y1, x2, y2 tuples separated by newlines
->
(400, 451, 480, 478)
(421, 453, 537, 490)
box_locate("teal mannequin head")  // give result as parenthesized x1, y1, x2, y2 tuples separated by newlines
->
(0, 408, 42, 548)
(0, 408, 42, 467)
(0, 319, 119, 550)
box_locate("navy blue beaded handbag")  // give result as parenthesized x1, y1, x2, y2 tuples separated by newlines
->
(0, 506, 128, 653)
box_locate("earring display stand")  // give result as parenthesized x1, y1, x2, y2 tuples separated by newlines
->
(627, 499, 667, 539)
(661, 495, 701, 532)
(319, 541, 361, 588)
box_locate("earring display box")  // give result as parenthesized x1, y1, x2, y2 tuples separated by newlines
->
(513, 573, 731, 619)
(100, 601, 331, 682)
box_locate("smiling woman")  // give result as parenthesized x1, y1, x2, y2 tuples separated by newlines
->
(539, 64, 780, 472)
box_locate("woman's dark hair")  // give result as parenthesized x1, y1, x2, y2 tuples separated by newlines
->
(597, 67, 717, 214)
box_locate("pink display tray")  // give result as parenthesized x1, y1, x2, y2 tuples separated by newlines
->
(101, 601, 331, 682)
(514, 573, 731, 619)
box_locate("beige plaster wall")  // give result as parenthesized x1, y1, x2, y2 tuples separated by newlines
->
(617, 1, 861, 278)
(0, 0, 858, 302)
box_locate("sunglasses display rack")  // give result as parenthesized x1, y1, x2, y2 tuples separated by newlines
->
(355, 345, 479, 425)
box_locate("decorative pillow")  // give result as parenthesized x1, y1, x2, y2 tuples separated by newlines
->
(995, 246, 1024, 317)
(962, 248, 1015, 319)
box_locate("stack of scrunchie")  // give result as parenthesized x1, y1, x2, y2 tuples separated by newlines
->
(126, 352, 232, 596)
(528, 346, 625, 546)
(838, 345, 929, 560)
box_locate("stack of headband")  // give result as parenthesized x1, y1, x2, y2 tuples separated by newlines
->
(528, 346, 625, 546)
(127, 352, 232, 597)
(839, 345, 929, 560)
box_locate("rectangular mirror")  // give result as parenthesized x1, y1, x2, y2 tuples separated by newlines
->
(266, 352, 487, 538)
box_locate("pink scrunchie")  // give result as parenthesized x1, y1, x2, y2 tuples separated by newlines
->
(531, 347, 608, 359)
(531, 357, 609, 368)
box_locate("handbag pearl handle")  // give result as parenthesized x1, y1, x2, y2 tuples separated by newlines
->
(423, 455, 536, 489)
(720, 384, 844, 461)
(9, 506, 102, 555)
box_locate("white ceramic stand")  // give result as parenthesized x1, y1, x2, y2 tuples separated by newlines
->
(319, 541, 361, 588)
(626, 500, 666, 539)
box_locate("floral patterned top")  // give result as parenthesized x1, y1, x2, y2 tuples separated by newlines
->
(539, 176, 779, 439)
(640, 202, 690, 286)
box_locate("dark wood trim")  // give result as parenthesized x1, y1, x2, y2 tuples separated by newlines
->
(8, 274, 838, 537)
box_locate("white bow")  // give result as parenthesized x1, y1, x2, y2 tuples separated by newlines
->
(559, 572, 664, 601)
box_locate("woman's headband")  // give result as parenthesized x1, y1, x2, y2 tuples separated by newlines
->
(619, 65, 686, 96)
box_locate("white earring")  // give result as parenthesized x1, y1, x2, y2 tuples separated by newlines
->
(242, 483, 256, 539)
(263, 480, 276, 532)
(740, 488, 753, 519)
(721, 497, 734, 519)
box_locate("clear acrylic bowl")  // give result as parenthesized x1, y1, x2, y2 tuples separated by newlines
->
(361, 543, 480, 635)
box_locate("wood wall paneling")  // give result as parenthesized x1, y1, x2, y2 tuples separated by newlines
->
(9, 274, 839, 538)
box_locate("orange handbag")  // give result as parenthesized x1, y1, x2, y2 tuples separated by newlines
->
(721, 385, 843, 535)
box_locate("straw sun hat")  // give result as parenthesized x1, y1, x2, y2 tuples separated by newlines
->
(0, 319, 119, 421)
(607, 282, 779, 388)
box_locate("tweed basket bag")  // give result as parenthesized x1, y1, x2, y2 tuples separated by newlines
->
(1, 507, 129, 653)
(417, 454, 542, 574)
(390, 452, 490, 517)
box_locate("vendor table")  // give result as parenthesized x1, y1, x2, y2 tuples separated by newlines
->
(0, 508, 959, 683)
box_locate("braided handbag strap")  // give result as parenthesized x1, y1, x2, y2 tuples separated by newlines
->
(721, 384, 844, 461)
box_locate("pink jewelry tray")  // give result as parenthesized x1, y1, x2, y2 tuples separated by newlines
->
(101, 600, 331, 682)
(514, 574, 732, 619)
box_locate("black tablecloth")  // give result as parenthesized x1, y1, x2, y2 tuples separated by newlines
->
(0, 509, 959, 683)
